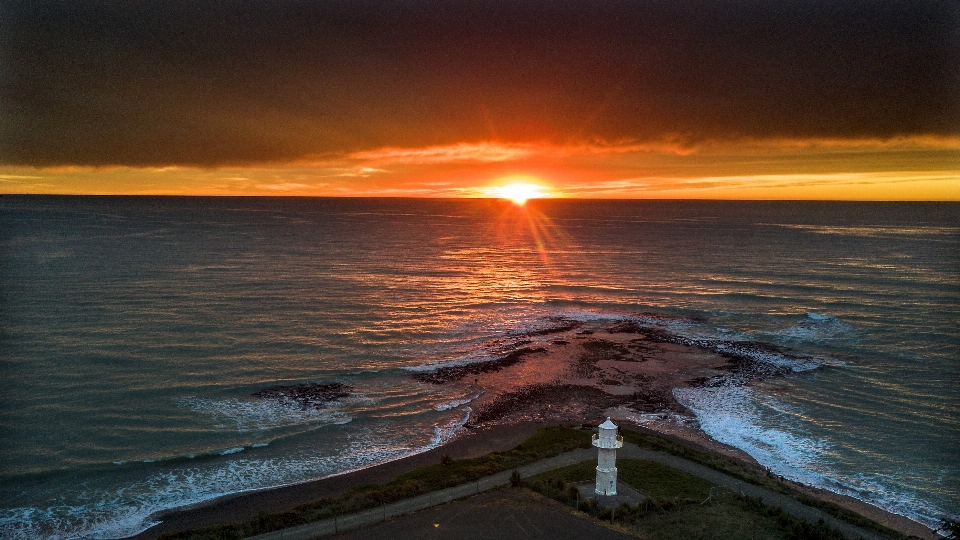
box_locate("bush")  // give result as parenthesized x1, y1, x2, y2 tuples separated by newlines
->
(785, 518, 845, 540)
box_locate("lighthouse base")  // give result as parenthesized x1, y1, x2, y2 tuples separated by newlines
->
(595, 466, 618, 496)
(574, 481, 646, 508)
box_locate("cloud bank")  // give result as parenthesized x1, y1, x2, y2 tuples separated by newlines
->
(3, 0, 958, 168)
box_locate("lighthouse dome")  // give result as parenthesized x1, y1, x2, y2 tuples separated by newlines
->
(594, 417, 622, 448)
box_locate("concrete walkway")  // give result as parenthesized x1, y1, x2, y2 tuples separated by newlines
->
(251, 444, 890, 540)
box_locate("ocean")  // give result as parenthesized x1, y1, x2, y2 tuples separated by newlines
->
(1, 196, 957, 538)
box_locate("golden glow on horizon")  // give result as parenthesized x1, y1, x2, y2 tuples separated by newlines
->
(493, 181, 551, 205)
(1, 137, 957, 200)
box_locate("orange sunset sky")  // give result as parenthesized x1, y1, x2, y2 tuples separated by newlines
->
(2, 0, 958, 200)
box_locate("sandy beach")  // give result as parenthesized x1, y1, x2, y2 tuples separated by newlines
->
(131, 322, 938, 540)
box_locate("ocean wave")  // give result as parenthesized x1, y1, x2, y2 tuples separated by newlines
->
(770, 224, 960, 238)
(102, 441, 282, 470)
(673, 384, 953, 531)
(404, 353, 495, 373)
(429, 408, 472, 448)
(178, 396, 352, 432)
(713, 341, 823, 373)
(555, 309, 632, 323)
(0, 411, 473, 540)
(409, 309, 829, 383)
(434, 389, 483, 411)
(404, 316, 580, 373)
(603, 315, 828, 376)
(0, 502, 162, 540)
(559, 309, 703, 328)
(405, 311, 704, 377)
(674, 386, 830, 485)
(833, 472, 955, 531)
(771, 312, 857, 345)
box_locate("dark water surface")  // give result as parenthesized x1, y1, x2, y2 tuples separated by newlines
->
(1, 197, 957, 537)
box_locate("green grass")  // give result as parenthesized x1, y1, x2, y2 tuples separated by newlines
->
(623, 495, 848, 540)
(530, 459, 715, 501)
(621, 429, 773, 486)
(527, 462, 847, 540)
(620, 428, 906, 539)
(619, 460, 715, 500)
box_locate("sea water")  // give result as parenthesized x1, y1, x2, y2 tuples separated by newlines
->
(1, 197, 957, 538)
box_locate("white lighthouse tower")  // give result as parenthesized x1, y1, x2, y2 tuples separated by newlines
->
(592, 417, 624, 495)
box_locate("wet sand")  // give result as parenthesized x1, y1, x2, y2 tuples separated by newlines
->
(131, 323, 937, 540)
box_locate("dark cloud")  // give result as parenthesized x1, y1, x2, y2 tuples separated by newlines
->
(2, 0, 958, 167)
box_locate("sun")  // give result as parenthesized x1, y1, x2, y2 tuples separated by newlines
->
(494, 182, 549, 205)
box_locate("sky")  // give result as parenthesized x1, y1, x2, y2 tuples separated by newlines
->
(2, 0, 959, 199)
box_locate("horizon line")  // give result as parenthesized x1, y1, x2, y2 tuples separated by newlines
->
(3, 193, 958, 203)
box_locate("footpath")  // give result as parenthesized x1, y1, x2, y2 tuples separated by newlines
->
(251, 444, 890, 540)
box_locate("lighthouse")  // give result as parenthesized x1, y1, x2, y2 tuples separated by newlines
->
(592, 417, 624, 495)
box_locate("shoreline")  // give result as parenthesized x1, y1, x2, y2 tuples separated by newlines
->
(130, 419, 938, 540)
(129, 421, 548, 540)
(131, 321, 940, 540)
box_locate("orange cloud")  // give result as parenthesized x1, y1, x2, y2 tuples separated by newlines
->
(343, 135, 960, 168)
(347, 143, 537, 164)
(2, 133, 957, 200)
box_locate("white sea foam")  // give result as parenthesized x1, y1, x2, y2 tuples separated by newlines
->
(830, 472, 954, 531)
(772, 313, 857, 345)
(178, 396, 351, 432)
(405, 314, 588, 373)
(0, 408, 475, 540)
(674, 386, 830, 485)
(673, 385, 952, 531)
(434, 389, 482, 411)
(615, 409, 698, 430)
(429, 408, 472, 448)
(0, 503, 163, 540)
(716, 342, 823, 373)
(562, 310, 827, 372)
(404, 353, 494, 372)
(553, 310, 628, 322)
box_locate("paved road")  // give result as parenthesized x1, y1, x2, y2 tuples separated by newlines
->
(329, 489, 638, 540)
(252, 444, 890, 540)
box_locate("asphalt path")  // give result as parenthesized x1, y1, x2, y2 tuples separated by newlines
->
(328, 489, 638, 540)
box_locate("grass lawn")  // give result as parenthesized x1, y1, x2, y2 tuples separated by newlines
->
(528, 460, 847, 540)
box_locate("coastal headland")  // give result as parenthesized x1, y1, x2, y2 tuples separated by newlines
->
(132, 320, 938, 540)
